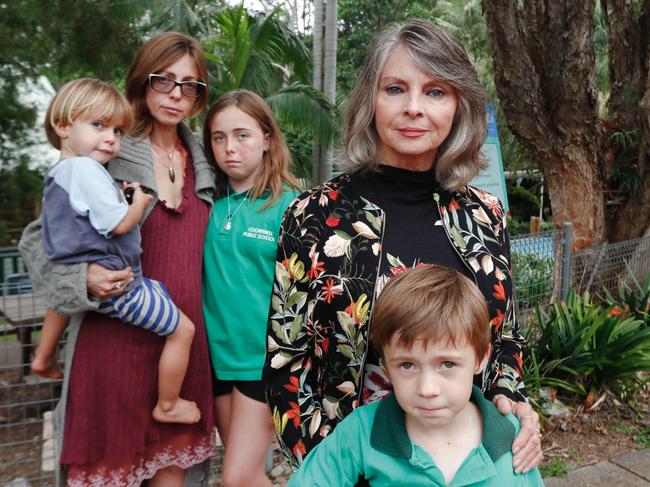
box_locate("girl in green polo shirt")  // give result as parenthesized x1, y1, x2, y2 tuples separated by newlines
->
(202, 89, 301, 486)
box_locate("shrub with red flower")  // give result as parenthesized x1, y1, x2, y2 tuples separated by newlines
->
(609, 306, 629, 318)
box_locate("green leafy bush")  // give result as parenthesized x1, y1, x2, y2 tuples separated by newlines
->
(507, 217, 531, 237)
(539, 457, 571, 478)
(507, 215, 553, 237)
(603, 272, 650, 327)
(512, 252, 554, 310)
(526, 290, 650, 402)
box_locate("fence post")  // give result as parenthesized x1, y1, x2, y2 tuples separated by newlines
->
(560, 222, 573, 300)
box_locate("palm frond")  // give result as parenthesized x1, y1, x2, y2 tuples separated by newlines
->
(149, 0, 209, 36)
(266, 83, 338, 145)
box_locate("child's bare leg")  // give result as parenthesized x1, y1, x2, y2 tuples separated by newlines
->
(152, 311, 200, 424)
(31, 309, 68, 379)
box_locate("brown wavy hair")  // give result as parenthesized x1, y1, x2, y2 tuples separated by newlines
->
(370, 265, 490, 361)
(125, 32, 208, 136)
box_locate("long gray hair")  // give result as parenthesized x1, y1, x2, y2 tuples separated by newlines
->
(340, 19, 488, 191)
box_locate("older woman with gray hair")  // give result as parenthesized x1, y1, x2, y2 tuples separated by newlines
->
(263, 18, 542, 476)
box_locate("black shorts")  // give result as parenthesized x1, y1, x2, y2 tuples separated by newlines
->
(212, 373, 267, 404)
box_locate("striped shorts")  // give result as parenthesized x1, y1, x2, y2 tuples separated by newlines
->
(97, 278, 180, 337)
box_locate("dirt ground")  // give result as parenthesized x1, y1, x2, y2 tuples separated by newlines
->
(539, 382, 650, 477)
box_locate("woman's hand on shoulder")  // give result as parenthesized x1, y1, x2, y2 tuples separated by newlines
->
(492, 394, 543, 474)
(87, 263, 134, 300)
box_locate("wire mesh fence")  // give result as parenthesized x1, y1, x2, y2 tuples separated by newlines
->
(1, 280, 59, 486)
(511, 229, 562, 318)
(1, 227, 650, 485)
(0, 278, 232, 486)
(570, 236, 650, 299)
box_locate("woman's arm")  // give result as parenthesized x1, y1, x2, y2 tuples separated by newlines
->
(19, 219, 96, 314)
(485, 200, 542, 473)
(263, 195, 323, 468)
(484, 202, 527, 403)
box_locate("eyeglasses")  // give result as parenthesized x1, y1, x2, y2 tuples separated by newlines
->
(148, 74, 206, 99)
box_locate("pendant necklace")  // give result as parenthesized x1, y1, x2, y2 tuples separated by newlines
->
(225, 186, 249, 230)
(151, 143, 178, 183)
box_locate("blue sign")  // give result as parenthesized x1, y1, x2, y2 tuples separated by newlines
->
(470, 104, 509, 213)
(486, 103, 499, 138)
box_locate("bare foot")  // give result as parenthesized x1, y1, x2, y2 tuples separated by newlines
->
(152, 398, 201, 424)
(31, 354, 63, 380)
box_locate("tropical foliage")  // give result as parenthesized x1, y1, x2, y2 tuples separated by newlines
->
(603, 271, 650, 326)
(202, 5, 337, 177)
(205, 7, 336, 134)
(526, 290, 650, 404)
(0, 159, 43, 245)
(145, 0, 224, 37)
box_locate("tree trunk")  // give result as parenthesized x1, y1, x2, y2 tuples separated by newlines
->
(288, 0, 299, 32)
(603, 0, 650, 241)
(321, 0, 338, 183)
(312, 0, 324, 183)
(484, 1, 650, 247)
(483, 0, 604, 248)
(600, 0, 642, 128)
(540, 145, 603, 250)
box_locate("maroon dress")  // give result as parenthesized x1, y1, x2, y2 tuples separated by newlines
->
(62, 148, 215, 485)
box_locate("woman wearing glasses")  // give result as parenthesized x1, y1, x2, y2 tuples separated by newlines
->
(20, 32, 216, 486)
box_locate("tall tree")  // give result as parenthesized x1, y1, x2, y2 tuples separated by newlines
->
(0, 0, 146, 165)
(0, 158, 44, 244)
(312, 0, 325, 182)
(483, 1, 650, 247)
(337, 0, 448, 95)
(322, 0, 338, 175)
(147, 0, 225, 36)
(318, 0, 338, 182)
(203, 5, 336, 175)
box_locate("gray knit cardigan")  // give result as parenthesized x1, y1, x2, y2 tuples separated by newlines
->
(18, 124, 216, 486)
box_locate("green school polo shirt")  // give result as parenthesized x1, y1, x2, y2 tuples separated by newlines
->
(288, 386, 545, 487)
(202, 187, 298, 380)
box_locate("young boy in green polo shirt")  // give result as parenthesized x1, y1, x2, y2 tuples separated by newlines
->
(288, 265, 545, 486)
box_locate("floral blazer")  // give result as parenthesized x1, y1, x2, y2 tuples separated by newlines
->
(263, 171, 526, 468)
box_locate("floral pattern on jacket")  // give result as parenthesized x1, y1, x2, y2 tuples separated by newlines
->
(263, 171, 526, 468)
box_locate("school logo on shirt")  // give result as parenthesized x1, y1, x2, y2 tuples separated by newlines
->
(243, 227, 275, 242)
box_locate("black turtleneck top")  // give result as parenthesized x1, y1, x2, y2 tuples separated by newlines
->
(357, 164, 473, 404)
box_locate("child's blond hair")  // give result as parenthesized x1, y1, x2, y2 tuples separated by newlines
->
(45, 78, 133, 150)
(371, 265, 491, 361)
